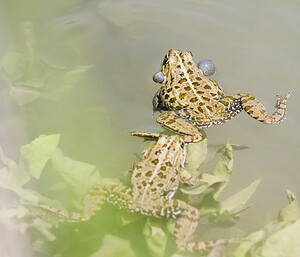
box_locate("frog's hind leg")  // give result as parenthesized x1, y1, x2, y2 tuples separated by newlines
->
(224, 91, 292, 124)
(23, 184, 109, 222)
(156, 111, 203, 143)
(25, 184, 134, 222)
(175, 206, 242, 252)
(141, 197, 241, 252)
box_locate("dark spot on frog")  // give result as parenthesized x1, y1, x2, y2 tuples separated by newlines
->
(187, 69, 193, 74)
(146, 171, 152, 177)
(151, 159, 159, 165)
(166, 161, 173, 167)
(190, 97, 198, 103)
(179, 78, 187, 84)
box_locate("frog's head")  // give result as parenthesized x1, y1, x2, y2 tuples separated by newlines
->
(163, 49, 194, 69)
(153, 49, 195, 85)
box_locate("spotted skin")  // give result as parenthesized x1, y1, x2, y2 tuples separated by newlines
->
(26, 132, 241, 252)
(153, 49, 292, 143)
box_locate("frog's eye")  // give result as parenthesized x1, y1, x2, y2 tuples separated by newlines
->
(162, 54, 169, 66)
(153, 72, 165, 83)
(188, 51, 193, 57)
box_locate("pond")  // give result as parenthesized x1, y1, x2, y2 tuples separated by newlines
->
(0, 0, 299, 256)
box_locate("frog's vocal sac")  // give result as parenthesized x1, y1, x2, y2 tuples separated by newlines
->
(153, 49, 292, 143)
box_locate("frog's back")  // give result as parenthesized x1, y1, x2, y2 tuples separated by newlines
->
(131, 135, 185, 201)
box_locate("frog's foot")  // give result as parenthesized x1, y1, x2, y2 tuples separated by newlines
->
(174, 206, 243, 252)
(157, 111, 203, 144)
(242, 91, 292, 124)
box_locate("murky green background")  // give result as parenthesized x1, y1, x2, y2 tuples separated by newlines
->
(0, 0, 299, 254)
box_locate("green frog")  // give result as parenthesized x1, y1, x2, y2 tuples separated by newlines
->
(153, 49, 292, 143)
(27, 132, 240, 252)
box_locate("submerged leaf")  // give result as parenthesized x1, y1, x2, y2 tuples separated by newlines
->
(220, 179, 261, 215)
(90, 234, 137, 257)
(261, 219, 300, 257)
(51, 148, 101, 209)
(211, 142, 233, 198)
(234, 230, 265, 257)
(20, 134, 60, 179)
(278, 190, 300, 222)
(143, 218, 167, 257)
(1, 22, 92, 105)
(186, 138, 207, 173)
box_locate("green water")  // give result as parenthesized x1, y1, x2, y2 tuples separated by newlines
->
(0, 0, 299, 256)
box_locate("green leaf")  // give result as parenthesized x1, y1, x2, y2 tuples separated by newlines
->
(89, 234, 137, 257)
(260, 219, 300, 257)
(20, 134, 60, 179)
(278, 190, 300, 222)
(186, 138, 207, 173)
(1, 52, 28, 82)
(43, 65, 93, 100)
(116, 211, 144, 226)
(234, 230, 265, 257)
(143, 218, 167, 257)
(220, 179, 261, 215)
(211, 142, 233, 198)
(198, 193, 221, 216)
(51, 148, 101, 209)
(1, 22, 92, 105)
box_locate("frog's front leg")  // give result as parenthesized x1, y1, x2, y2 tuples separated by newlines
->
(157, 111, 203, 143)
(130, 131, 161, 140)
(179, 168, 206, 185)
(222, 91, 292, 124)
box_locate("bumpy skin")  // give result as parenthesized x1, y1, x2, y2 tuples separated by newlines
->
(153, 49, 292, 143)
(27, 132, 241, 252)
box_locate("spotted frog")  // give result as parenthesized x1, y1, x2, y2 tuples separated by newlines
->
(27, 132, 240, 252)
(153, 49, 292, 143)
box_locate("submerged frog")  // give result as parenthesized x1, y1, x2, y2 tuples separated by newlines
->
(28, 132, 240, 252)
(153, 49, 292, 143)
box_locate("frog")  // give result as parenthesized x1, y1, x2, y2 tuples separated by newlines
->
(152, 49, 292, 143)
(26, 132, 240, 252)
